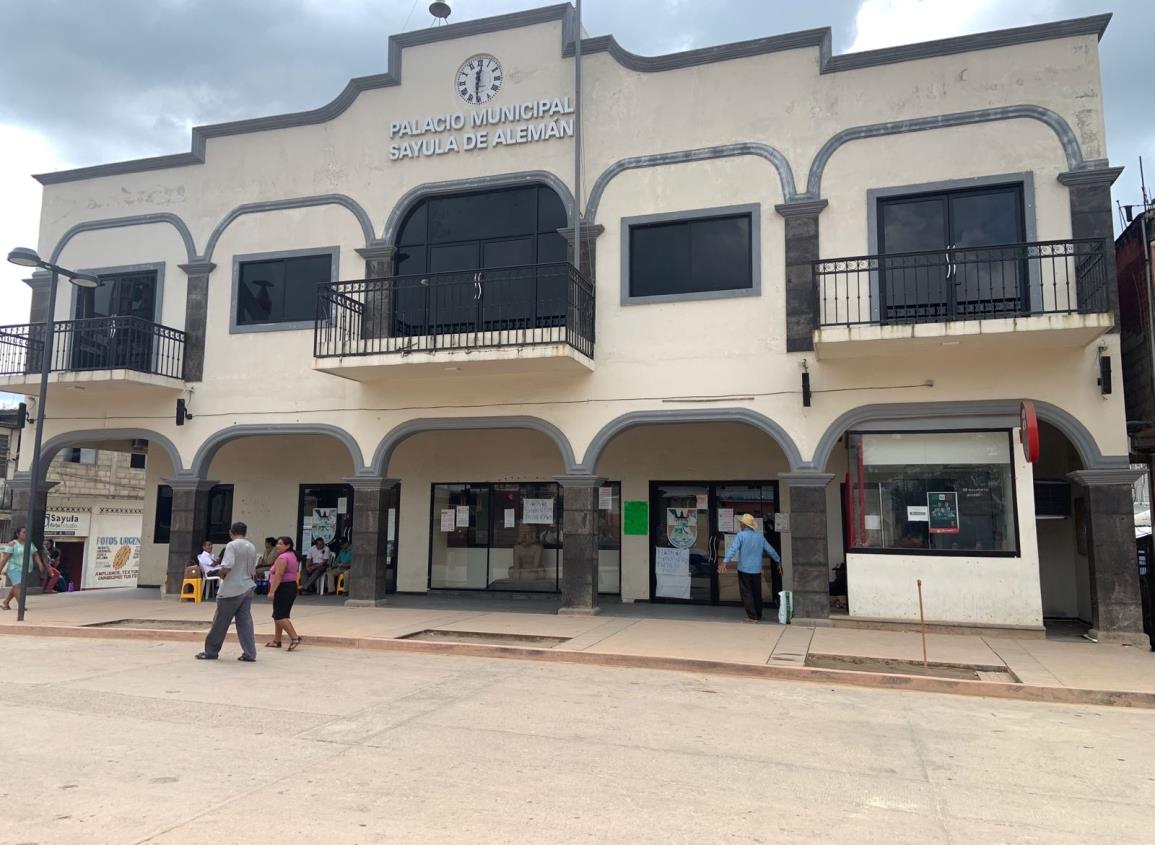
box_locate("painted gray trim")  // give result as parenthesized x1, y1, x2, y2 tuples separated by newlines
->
(371, 416, 579, 476)
(568, 28, 830, 72)
(204, 195, 375, 261)
(39, 428, 186, 474)
(189, 424, 367, 479)
(850, 415, 1018, 433)
(585, 144, 797, 224)
(806, 106, 1088, 198)
(578, 409, 805, 473)
(775, 199, 828, 217)
(48, 213, 197, 265)
(864, 172, 1038, 318)
(179, 262, 216, 275)
(381, 171, 576, 244)
(554, 474, 607, 489)
(165, 477, 219, 492)
(1057, 166, 1124, 187)
(343, 476, 401, 491)
(619, 203, 761, 305)
(810, 399, 1128, 472)
(355, 245, 397, 261)
(778, 472, 836, 488)
(229, 246, 340, 335)
(66, 262, 166, 325)
(1068, 468, 1146, 486)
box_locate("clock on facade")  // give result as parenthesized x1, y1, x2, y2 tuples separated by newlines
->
(456, 54, 503, 105)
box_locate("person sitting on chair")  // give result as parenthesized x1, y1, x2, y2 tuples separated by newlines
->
(301, 538, 331, 593)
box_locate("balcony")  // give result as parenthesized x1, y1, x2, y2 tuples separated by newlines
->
(0, 316, 187, 394)
(813, 239, 1114, 359)
(313, 262, 596, 380)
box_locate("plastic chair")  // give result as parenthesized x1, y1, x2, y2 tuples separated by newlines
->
(202, 575, 221, 601)
(179, 578, 202, 603)
(335, 572, 347, 595)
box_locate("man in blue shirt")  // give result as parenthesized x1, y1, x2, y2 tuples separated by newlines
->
(720, 513, 781, 623)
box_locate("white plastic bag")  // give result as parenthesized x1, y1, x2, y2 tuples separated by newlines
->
(778, 590, 793, 624)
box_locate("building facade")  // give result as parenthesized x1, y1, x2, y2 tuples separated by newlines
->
(2, 5, 1145, 641)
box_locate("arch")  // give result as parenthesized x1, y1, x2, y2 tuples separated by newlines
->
(381, 171, 576, 244)
(202, 194, 377, 262)
(372, 416, 579, 477)
(583, 143, 799, 224)
(190, 424, 367, 479)
(39, 428, 186, 475)
(804, 105, 1093, 199)
(578, 409, 805, 473)
(810, 399, 1125, 472)
(49, 214, 198, 265)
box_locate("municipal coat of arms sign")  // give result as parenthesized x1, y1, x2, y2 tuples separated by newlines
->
(666, 508, 698, 549)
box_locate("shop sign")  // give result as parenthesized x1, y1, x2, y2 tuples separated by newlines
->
(45, 511, 89, 537)
(623, 501, 649, 536)
(927, 492, 960, 534)
(1020, 401, 1040, 463)
(666, 508, 697, 549)
(91, 535, 140, 587)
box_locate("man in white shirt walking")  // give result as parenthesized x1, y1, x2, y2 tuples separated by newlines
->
(196, 522, 258, 662)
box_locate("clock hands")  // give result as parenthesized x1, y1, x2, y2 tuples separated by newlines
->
(474, 64, 482, 100)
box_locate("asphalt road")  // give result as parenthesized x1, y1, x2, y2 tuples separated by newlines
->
(1, 635, 1152, 844)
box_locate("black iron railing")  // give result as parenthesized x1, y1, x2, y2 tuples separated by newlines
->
(815, 238, 1110, 328)
(0, 316, 186, 380)
(314, 262, 595, 360)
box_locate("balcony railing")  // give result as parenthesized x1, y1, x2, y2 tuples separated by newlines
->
(815, 238, 1110, 328)
(0, 316, 186, 380)
(314, 262, 595, 360)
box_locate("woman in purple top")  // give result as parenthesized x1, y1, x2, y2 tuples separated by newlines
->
(267, 536, 302, 651)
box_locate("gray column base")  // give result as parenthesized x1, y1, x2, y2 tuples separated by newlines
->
(790, 617, 834, 628)
(345, 599, 389, 608)
(1087, 628, 1150, 647)
(557, 605, 602, 617)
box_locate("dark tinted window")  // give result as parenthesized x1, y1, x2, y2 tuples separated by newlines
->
(237, 254, 331, 325)
(130, 453, 146, 470)
(154, 485, 173, 544)
(630, 213, 752, 298)
(205, 485, 234, 544)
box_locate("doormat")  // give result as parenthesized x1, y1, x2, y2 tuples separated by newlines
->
(86, 619, 212, 631)
(400, 629, 570, 647)
(805, 653, 1017, 683)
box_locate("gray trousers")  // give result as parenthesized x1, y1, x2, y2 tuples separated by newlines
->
(203, 590, 256, 659)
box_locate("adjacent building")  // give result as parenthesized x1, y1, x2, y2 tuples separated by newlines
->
(2, 4, 1145, 641)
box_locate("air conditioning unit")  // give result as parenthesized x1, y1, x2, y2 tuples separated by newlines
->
(1034, 480, 1072, 518)
(131, 439, 149, 454)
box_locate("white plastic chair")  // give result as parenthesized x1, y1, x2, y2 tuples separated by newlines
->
(202, 574, 221, 601)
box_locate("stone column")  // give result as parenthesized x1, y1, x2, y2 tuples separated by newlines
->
(179, 262, 216, 382)
(775, 199, 828, 354)
(344, 477, 399, 607)
(556, 223, 605, 282)
(24, 272, 52, 374)
(6, 473, 57, 552)
(780, 472, 835, 624)
(355, 245, 397, 343)
(1069, 468, 1148, 645)
(556, 474, 605, 615)
(1058, 167, 1124, 320)
(164, 478, 216, 594)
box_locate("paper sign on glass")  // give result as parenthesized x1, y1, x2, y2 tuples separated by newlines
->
(864, 514, 882, 530)
(337, 497, 348, 515)
(455, 505, 470, 528)
(504, 508, 516, 528)
(927, 492, 961, 534)
(598, 487, 614, 511)
(387, 509, 396, 542)
(440, 509, 456, 532)
(623, 501, 649, 535)
(717, 508, 735, 533)
(906, 505, 929, 522)
(695, 494, 708, 510)
(655, 547, 692, 599)
(523, 498, 554, 524)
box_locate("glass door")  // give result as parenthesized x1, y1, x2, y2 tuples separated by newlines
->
(713, 483, 780, 606)
(73, 270, 158, 371)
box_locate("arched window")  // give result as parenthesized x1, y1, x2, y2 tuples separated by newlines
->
(390, 185, 573, 336)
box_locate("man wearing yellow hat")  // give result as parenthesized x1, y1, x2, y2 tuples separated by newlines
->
(720, 513, 782, 623)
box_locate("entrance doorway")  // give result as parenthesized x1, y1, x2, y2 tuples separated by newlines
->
(650, 481, 780, 605)
(72, 269, 160, 371)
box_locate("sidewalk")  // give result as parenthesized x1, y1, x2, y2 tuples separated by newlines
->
(5, 588, 1155, 708)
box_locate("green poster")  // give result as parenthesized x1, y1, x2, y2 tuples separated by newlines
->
(623, 500, 649, 535)
(927, 491, 960, 535)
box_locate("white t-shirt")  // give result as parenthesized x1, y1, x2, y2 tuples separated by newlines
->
(305, 545, 330, 567)
(197, 550, 217, 575)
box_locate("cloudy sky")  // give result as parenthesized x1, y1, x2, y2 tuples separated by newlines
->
(0, 0, 1151, 384)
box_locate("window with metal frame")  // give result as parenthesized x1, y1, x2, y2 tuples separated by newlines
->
(628, 213, 752, 299)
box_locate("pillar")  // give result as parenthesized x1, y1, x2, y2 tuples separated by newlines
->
(780, 472, 835, 624)
(179, 262, 215, 381)
(164, 478, 216, 593)
(1069, 468, 1148, 645)
(6, 473, 56, 553)
(775, 199, 828, 353)
(344, 477, 399, 607)
(556, 223, 604, 282)
(556, 474, 604, 615)
(1058, 167, 1123, 320)
(356, 245, 397, 342)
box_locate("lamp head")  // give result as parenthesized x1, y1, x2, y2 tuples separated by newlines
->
(6, 247, 43, 268)
(68, 272, 101, 289)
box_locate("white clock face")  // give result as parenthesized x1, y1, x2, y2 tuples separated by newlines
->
(456, 54, 503, 105)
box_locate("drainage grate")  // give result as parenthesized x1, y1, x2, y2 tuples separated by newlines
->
(400, 629, 570, 647)
(86, 619, 212, 631)
(805, 653, 1017, 683)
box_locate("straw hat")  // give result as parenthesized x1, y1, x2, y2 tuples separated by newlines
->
(738, 513, 757, 530)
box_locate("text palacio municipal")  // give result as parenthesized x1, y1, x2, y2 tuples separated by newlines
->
(389, 97, 575, 161)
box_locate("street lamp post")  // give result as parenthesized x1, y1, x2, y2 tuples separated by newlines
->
(6, 247, 99, 622)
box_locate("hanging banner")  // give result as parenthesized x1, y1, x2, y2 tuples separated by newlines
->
(927, 492, 960, 534)
(666, 508, 697, 549)
(655, 546, 691, 599)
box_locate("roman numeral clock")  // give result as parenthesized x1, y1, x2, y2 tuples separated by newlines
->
(456, 54, 503, 105)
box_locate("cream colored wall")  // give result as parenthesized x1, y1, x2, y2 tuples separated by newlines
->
(138, 446, 174, 587)
(846, 443, 1043, 627)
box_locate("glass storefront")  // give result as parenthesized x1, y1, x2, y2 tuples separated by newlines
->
(847, 431, 1018, 554)
(429, 481, 621, 593)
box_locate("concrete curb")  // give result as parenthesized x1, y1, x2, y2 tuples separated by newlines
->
(5, 623, 1154, 710)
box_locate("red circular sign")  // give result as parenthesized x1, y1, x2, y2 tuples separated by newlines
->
(1020, 401, 1040, 463)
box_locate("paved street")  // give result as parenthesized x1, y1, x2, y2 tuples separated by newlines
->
(1, 636, 1153, 844)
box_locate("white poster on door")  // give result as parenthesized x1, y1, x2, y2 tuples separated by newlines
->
(440, 509, 456, 532)
(455, 505, 470, 528)
(387, 508, 396, 542)
(695, 494, 709, 510)
(504, 508, 516, 528)
(655, 546, 692, 599)
(717, 508, 735, 533)
(523, 498, 554, 525)
(337, 497, 348, 515)
(598, 486, 614, 511)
